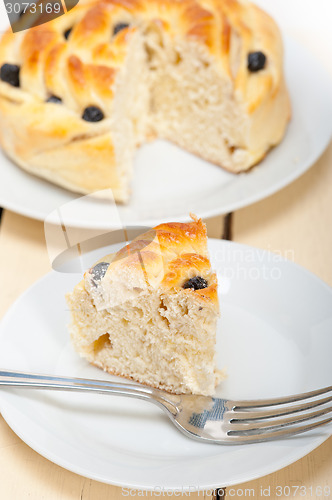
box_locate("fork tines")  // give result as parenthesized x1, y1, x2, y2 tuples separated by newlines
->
(226, 385, 332, 443)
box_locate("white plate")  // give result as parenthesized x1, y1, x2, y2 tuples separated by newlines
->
(0, 35, 331, 228)
(0, 239, 331, 490)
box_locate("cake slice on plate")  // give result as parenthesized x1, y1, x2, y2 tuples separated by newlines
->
(66, 215, 221, 395)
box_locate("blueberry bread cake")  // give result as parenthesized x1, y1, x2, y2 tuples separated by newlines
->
(66, 215, 221, 395)
(0, 0, 290, 202)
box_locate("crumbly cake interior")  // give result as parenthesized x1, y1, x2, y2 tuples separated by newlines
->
(107, 14, 288, 185)
(68, 280, 218, 395)
(66, 218, 221, 395)
(148, 35, 247, 170)
(105, 22, 248, 188)
(109, 29, 151, 197)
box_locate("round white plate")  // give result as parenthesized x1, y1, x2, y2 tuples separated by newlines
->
(0, 239, 331, 490)
(0, 35, 331, 228)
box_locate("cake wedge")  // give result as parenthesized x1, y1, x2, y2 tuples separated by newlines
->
(66, 216, 220, 395)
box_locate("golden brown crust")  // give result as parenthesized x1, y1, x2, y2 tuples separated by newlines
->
(91, 215, 219, 308)
(0, 0, 285, 103)
(0, 0, 290, 198)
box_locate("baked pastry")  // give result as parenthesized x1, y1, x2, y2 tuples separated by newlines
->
(0, 0, 290, 202)
(66, 215, 221, 395)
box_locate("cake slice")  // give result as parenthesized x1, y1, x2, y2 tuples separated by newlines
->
(66, 216, 220, 395)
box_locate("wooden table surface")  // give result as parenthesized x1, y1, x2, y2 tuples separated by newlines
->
(1, 1, 332, 498)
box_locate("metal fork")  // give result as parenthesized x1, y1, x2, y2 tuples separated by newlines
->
(0, 370, 331, 444)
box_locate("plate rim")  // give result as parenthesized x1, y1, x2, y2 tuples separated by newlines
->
(0, 238, 331, 490)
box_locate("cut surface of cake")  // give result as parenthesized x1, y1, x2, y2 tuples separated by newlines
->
(66, 216, 220, 395)
(0, 0, 291, 201)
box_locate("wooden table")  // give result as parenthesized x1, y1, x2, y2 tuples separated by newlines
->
(1, 1, 332, 497)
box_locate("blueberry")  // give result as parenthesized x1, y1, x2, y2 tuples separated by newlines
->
(82, 106, 104, 122)
(46, 95, 62, 104)
(183, 276, 208, 290)
(0, 63, 20, 87)
(248, 51, 266, 72)
(90, 262, 109, 286)
(64, 28, 72, 40)
(113, 23, 130, 36)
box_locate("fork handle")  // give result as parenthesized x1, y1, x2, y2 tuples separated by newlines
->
(0, 369, 177, 413)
